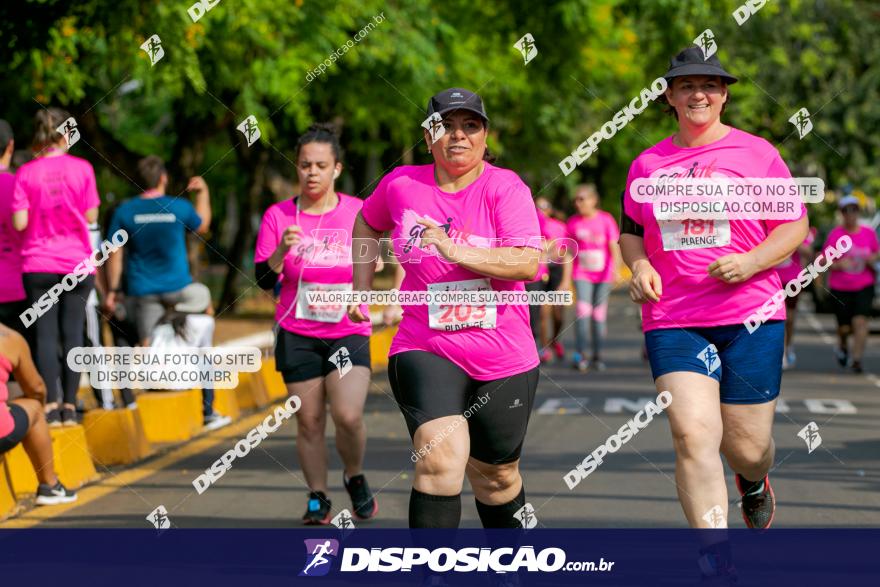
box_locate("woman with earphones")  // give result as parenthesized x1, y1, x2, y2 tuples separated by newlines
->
(254, 123, 377, 525)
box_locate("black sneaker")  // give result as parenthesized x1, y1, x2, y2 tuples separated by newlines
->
(61, 406, 77, 427)
(697, 543, 737, 585)
(836, 347, 849, 367)
(736, 474, 775, 529)
(303, 491, 332, 525)
(852, 361, 864, 374)
(35, 481, 78, 505)
(46, 408, 61, 428)
(344, 474, 378, 520)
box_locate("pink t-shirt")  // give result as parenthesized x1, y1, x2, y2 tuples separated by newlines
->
(568, 211, 619, 283)
(0, 354, 13, 438)
(0, 171, 25, 302)
(623, 128, 806, 332)
(11, 153, 100, 274)
(254, 194, 371, 339)
(775, 227, 816, 285)
(531, 214, 568, 283)
(824, 224, 879, 292)
(361, 163, 542, 380)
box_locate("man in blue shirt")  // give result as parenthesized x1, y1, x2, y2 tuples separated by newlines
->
(105, 155, 212, 344)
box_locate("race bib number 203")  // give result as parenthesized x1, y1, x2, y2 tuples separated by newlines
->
(428, 278, 497, 332)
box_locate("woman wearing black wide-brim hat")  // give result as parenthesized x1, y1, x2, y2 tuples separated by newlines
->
(619, 45, 809, 579)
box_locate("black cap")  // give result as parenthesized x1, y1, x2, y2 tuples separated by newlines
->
(426, 88, 489, 122)
(664, 46, 737, 85)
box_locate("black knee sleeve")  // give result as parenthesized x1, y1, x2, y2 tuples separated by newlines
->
(475, 484, 527, 529)
(409, 487, 461, 529)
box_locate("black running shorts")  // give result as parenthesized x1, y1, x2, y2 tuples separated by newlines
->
(275, 329, 371, 383)
(388, 350, 539, 465)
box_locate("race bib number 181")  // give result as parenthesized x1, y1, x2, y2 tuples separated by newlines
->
(660, 219, 731, 251)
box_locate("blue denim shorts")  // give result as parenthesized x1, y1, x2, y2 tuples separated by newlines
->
(644, 321, 784, 405)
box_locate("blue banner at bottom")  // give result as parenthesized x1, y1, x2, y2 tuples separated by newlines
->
(0, 529, 876, 585)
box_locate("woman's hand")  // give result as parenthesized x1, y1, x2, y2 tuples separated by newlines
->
(416, 217, 453, 260)
(630, 260, 662, 303)
(276, 225, 303, 255)
(708, 252, 760, 284)
(382, 304, 403, 326)
(348, 304, 370, 323)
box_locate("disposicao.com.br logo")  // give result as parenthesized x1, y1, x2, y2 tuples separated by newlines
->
(298, 538, 614, 576)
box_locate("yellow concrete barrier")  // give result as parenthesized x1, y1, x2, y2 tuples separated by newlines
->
(50, 426, 99, 490)
(4, 444, 38, 497)
(0, 459, 17, 520)
(211, 388, 240, 420)
(235, 371, 270, 410)
(260, 357, 287, 400)
(82, 409, 152, 467)
(137, 390, 202, 443)
(370, 326, 397, 371)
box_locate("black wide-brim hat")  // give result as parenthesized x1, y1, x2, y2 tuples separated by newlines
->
(664, 46, 738, 85)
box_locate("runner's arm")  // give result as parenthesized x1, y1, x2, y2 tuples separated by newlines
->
(352, 213, 382, 291)
(749, 216, 810, 271)
(350, 213, 382, 322)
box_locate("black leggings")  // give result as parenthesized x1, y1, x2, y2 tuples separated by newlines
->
(389, 351, 539, 465)
(23, 272, 95, 406)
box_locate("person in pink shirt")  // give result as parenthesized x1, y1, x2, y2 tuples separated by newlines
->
(255, 123, 377, 525)
(12, 108, 100, 427)
(526, 197, 572, 363)
(620, 47, 808, 570)
(568, 184, 620, 372)
(351, 88, 541, 530)
(774, 226, 817, 370)
(0, 120, 28, 341)
(822, 196, 879, 374)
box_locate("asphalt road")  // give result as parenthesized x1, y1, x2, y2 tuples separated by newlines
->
(9, 291, 879, 529)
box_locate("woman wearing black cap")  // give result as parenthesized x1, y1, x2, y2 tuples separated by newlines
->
(350, 88, 542, 530)
(619, 45, 808, 566)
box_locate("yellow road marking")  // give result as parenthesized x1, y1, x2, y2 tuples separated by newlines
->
(1, 407, 277, 528)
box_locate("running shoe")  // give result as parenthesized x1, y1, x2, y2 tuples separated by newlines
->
(836, 347, 850, 367)
(204, 412, 232, 431)
(735, 474, 775, 530)
(35, 481, 78, 505)
(553, 341, 565, 360)
(303, 491, 333, 525)
(576, 359, 589, 373)
(698, 557, 737, 585)
(591, 359, 607, 372)
(46, 408, 61, 428)
(697, 543, 737, 585)
(852, 360, 863, 374)
(344, 474, 378, 520)
(787, 349, 796, 369)
(539, 348, 553, 363)
(61, 407, 77, 427)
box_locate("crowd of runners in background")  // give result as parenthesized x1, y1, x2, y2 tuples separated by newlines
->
(0, 47, 877, 584)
